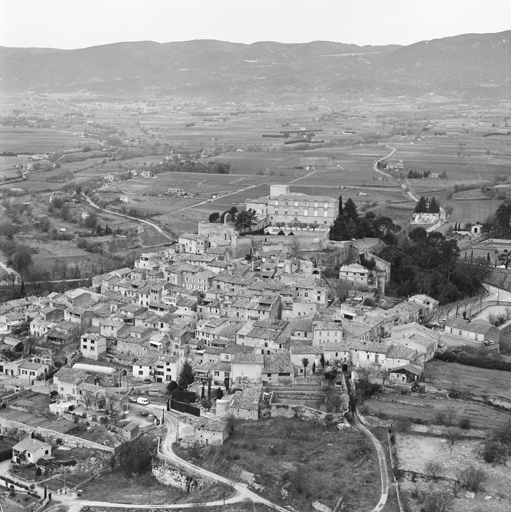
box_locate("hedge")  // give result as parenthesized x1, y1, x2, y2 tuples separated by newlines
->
(436, 352, 511, 372)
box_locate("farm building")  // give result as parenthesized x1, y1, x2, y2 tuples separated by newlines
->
(194, 418, 230, 446)
(389, 364, 423, 384)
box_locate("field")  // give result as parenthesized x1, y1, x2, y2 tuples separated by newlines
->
(386, 135, 511, 181)
(176, 417, 380, 512)
(396, 433, 511, 512)
(0, 127, 82, 152)
(445, 198, 501, 224)
(364, 390, 511, 430)
(426, 359, 511, 401)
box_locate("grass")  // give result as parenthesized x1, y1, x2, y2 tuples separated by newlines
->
(445, 198, 501, 224)
(364, 390, 511, 430)
(80, 469, 232, 506)
(175, 417, 380, 512)
(426, 359, 511, 401)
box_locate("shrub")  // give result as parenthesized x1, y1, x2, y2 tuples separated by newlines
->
(459, 418, 471, 430)
(458, 465, 487, 492)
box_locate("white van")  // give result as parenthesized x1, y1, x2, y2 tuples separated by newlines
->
(137, 397, 149, 405)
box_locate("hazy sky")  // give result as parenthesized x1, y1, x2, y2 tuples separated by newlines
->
(1, 0, 510, 49)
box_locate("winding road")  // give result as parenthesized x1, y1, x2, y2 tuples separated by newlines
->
(82, 193, 175, 242)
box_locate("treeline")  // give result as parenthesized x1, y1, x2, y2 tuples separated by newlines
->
(149, 160, 231, 174)
(379, 229, 487, 304)
(436, 351, 511, 372)
(414, 196, 440, 214)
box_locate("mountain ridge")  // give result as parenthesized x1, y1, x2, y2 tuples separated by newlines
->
(1, 31, 509, 99)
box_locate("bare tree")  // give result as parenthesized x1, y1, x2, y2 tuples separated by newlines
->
(424, 490, 455, 512)
(446, 427, 461, 452)
(458, 465, 487, 493)
(424, 460, 443, 481)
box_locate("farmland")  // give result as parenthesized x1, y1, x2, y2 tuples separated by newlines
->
(364, 390, 511, 430)
(0, 127, 82, 152)
(426, 359, 511, 402)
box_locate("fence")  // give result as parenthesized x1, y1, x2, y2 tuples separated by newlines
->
(170, 399, 200, 417)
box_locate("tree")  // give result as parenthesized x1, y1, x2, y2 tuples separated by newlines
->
(178, 361, 194, 388)
(423, 491, 455, 512)
(114, 436, 155, 476)
(209, 212, 220, 223)
(429, 197, 440, 214)
(85, 211, 98, 228)
(11, 247, 32, 274)
(414, 196, 428, 214)
(301, 358, 309, 377)
(234, 209, 258, 231)
(344, 198, 358, 221)
(446, 427, 461, 452)
(424, 460, 443, 480)
(166, 380, 178, 395)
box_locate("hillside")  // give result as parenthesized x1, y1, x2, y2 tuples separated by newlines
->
(0, 30, 510, 99)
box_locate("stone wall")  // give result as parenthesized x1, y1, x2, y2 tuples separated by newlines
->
(0, 417, 114, 453)
(265, 403, 345, 423)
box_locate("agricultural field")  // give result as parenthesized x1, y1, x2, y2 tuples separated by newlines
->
(426, 359, 511, 402)
(370, 203, 416, 222)
(386, 135, 511, 182)
(445, 199, 501, 224)
(364, 390, 511, 430)
(175, 417, 380, 512)
(396, 433, 511, 512)
(0, 127, 82, 152)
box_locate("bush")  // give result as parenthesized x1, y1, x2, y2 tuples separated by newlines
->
(458, 465, 487, 492)
(459, 418, 471, 430)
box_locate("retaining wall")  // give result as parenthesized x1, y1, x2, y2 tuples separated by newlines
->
(0, 417, 114, 453)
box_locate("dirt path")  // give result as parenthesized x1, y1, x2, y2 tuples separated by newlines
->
(354, 413, 389, 512)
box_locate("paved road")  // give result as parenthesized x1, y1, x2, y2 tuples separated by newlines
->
(82, 193, 175, 242)
(373, 146, 396, 178)
(354, 413, 389, 512)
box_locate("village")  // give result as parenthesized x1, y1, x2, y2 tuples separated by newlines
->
(0, 181, 507, 512)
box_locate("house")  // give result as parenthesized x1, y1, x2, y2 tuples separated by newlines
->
(140, 170, 153, 178)
(389, 365, 423, 384)
(219, 386, 261, 420)
(443, 319, 500, 347)
(132, 352, 160, 380)
(53, 368, 89, 400)
(103, 174, 115, 183)
(18, 360, 48, 382)
(194, 418, 230, 446)
(80, 332, 107, 360)
(231, 353, 264, 385)
(339, 263, 370, 286)
(118, 421, 140, 441)
(179, 233, 210, 255)
(12, 437, 52, 465)
(408, 294, 439, 313)
(262, 353, 294, 384)
(313, 320, 343, 346)
(120, 195, 132, 203)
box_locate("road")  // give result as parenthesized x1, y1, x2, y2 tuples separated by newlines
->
(373, 145, 396, 178)
(82, 193, 175, 242)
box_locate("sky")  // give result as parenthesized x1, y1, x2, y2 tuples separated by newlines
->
(0, 0, 510, 49)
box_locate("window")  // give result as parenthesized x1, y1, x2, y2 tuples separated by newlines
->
(314, 210, 318, 217)
(138, 370, 143, 375)
(214, 371, 220, 377)
(82, 344, 87, 349)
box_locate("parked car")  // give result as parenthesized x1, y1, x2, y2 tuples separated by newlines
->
(143, 378, 152, 384)
(137, 397, 149, 405)
(128, 397, 137, 403)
